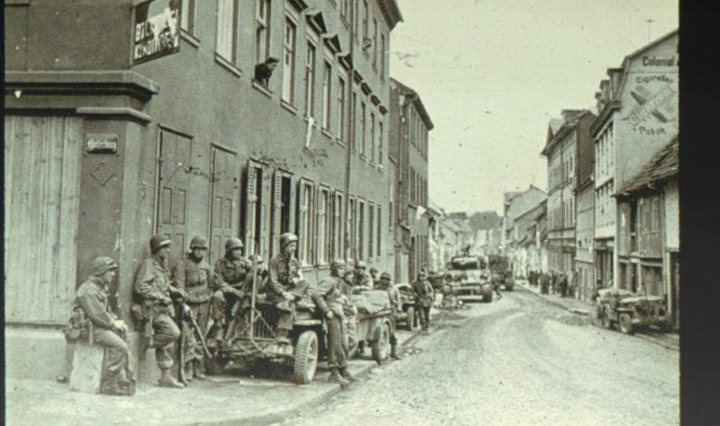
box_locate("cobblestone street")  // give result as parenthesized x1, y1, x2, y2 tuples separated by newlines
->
(275, 289, 679, 426)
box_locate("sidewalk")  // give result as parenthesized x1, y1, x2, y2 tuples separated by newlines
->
(6, 328, 423, 426)
(517, 280, 679, 351)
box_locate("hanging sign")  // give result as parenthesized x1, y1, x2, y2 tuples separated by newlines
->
(132, 0, 181, 65)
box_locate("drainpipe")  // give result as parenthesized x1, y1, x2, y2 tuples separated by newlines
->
(343, 0, 355, 266)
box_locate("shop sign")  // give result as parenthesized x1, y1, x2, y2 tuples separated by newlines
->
(132, 0, 181, 65)
(86, 134, 119, 154)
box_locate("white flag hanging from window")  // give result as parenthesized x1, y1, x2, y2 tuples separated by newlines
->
(305, 116, 315, 149)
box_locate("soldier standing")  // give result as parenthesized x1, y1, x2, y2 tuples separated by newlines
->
(376, 272, 402, 360)
(413, 271, 435, 334)
(173, 236, 212, 380)
(74, 256, 134, 396)
(267, 233, 309, 342)
(209, 238, 252, 343)
(134, 234, 184, 389)
(312, 259, 355, 386)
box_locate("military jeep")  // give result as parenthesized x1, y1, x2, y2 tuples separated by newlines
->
(596, 288, 669, 335)
(206, 291, 328, 385)
(395, 283, 418, 330)
(347, 288, 395, 364)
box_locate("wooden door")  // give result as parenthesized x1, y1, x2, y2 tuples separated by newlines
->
(157, 129, 191, 263)
(209, 146, 237, 265)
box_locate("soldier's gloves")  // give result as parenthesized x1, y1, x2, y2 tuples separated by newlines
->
(112, 320, 128, 332)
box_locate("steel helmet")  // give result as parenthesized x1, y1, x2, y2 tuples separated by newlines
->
(190, 236, 208, 250)
(355, 261, 366, 270)
(150, 234, 172, 253)
(380, 272, 392, 281)
(92, 256, 118, 276)
(280, 232, 299, 248)
(225, 238, 244, 253)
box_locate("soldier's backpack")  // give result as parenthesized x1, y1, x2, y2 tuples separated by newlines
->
(63, 306, 91, 343)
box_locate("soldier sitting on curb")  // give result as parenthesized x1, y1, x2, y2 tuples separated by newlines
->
(71, 256, 135, 396)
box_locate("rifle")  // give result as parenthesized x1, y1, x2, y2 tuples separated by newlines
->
(175, 295, 188, 385)
(184, 303, 212, 359)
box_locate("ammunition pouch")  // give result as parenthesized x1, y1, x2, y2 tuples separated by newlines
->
(63, 306, 91, 343)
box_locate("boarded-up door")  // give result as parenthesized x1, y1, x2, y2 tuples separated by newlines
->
(209, 146, 237, 265)
(157, 129, 191, 261)
(4, 116, 82, 323)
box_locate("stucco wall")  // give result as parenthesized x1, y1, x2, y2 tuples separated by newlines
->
(664, 179, 679, 251)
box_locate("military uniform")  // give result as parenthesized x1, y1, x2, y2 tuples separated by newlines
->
(412, 276, 435, 332)
(134, 257, 181, 371)
(211, 255, 252, 329)
(376, 272, 401, 359)
(267, 253, 308, 332)
(75, 273, 133, 392)
(312, 275, 348, 371)
(173, 254, 212, 370)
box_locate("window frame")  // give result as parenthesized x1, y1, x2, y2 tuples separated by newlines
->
(216, 0, 239, 63)
(322, 60, 333, 131)
(255, 0, 272, 66)
(281, 15, 298, 105)
(304, 38, 317, 119)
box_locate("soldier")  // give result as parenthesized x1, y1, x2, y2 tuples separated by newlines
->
(312, 259, 355, 386)
(413, 271, 435, 335)
(134, 234, 184, 389)
(348, 261, 373, 289)
(209, 238, 252, 342)
(172, 236, 212, 380)
(74, 256, 134, 396)
(369, 267, 380, 287)
(376, 272, 402, 360)
(267, 233, 309, 342)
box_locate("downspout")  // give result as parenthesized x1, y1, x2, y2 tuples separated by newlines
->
(343, 0, 355, 265)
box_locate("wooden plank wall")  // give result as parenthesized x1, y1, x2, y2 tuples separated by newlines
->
(4, 116, 82, 324)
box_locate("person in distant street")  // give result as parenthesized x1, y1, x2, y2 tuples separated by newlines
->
(267, 233, 309, 343)
(412, 271, 435, 334)
(312, 259, 355, 386)
(559, 272, 569, 298)
(254, 57, 279, 87)
(376, 272, 402, 360)
(172, 236, 212, 380)
(550, 271, 557, 294)
(539, 271, 549, 294)
(134, 235, 184, 389)
(74, 256, 134, 396)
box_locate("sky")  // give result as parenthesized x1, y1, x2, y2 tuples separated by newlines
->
(389, 0, 678, 216)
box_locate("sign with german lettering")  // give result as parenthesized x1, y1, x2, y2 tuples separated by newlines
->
(132, 0, 181, 65)
(86, 134, 119, 154)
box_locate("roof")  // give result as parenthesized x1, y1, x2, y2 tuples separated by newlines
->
(503, 191, 522, 205)
(504, 186, 548, 229)
(541, 110, 595, 156)
(390, 78, 435, 130)
(619, 135, 679, 195)
(377, 0, 403, 31)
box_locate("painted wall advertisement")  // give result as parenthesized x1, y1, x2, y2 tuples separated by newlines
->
(133, 0, 181, 65)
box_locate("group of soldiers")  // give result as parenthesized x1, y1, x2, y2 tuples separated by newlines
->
(529, 269, 576, 297)
(71, 231, 435, 396)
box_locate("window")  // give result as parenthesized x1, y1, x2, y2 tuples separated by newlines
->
(378, 120, 384, 165)
(369, 112, 376, 163)
(377, 206, 382, 256)
(380, 33, 386, 78)
(317, 188, 330, 264)
(297, 180, 314, 265)
(354, 0, 360, 42)
(349, 197, 356, 259)
(372, 18, 378, 69)
(322, 61, 332, 130)
(333, 192, 344, 259)
(255, 0, 271, 65)
(360, 101, 367, 156)
(304, 41, 316, 118)
(368, 204, 374, 258)
(282, 18, 297, 104)
(363, 1, 369, 42)
(351, 91, 358, 152)
(337, 75, 346, 142)
(181, 0, 196, 35)
(217, 0, 238, 62)
(341, 0, 349, 20)
(358, 200, 365, 260)
(389, 185, 394, 226)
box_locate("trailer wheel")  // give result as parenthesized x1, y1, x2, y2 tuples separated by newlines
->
(619, 313, 634, 335)
(405, 307, 416, 331)
(371, 322, 391, 364)
(293, 331, 319, 384)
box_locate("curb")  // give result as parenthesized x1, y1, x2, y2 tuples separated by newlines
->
(180, 328, 424, 426)
(634, 333, 680, 352)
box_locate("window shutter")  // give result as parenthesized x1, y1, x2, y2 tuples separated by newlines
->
(245, 164, 257, 254)
(272, 171, 283, 257)
(297, 181, 307, 262)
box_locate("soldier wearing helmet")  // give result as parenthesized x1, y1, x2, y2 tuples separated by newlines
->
(412, 270, 435, 335)
(172, 236, 212, 380)
(377, 272, 402, 360)
(74, 256, 135, 396)
(348, 260, 373, 289)
(267, 232, 309, 342)
(209, 237, 254, 344)
(134, 234, 184, 388)
(311, 259, 355, 386)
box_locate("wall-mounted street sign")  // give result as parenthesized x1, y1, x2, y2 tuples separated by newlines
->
(86, 134, 119, 154)
(132, 0, 181, 65)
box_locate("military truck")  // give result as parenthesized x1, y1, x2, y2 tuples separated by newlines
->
(488, 255, 514, 291)
(445, 255, 493, 303)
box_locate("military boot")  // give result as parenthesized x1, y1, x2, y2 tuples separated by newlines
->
(276, 329, 291, 344)
(339, 367, 356, 383)
(329, 369, 350, 387)
(184, 362, 194, 382)
(194, 360, 206, 379)
(390, 343, 402, 360)
(158, 369, 185, 389)
(100, 380, 131, 396)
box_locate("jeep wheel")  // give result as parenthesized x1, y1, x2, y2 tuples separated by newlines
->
(405, 307, 416, 331)
(371, 323, 391, 364)
(618, 313, 634, 335)
(293, 331, 319, 384)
